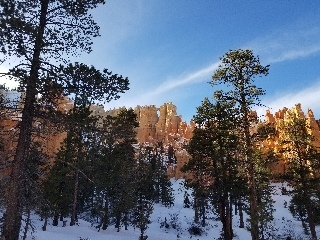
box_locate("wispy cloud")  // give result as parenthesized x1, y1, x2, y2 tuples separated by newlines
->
(141, 24, 320, 103)
(257, 81, 320, 119)
(246, 26, 320, 64)
(103, 61, 222, 110)
(142, 61, 220, 97)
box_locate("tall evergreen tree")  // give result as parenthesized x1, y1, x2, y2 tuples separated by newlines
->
(182, 127, 212, 227)
(61, 63, 129, 227)
(90, 108, 139, 231)
(133, 151, 154, 240)
(183, 97, 242, 239)
(0, 1, 106, 238)
(148, 144, 174, 207)
(211, 49, 270, 240)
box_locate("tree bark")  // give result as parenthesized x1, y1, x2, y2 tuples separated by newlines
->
(102, 195, 109, 230)
(219, 196, 233, 240)
(306, 196, 317, 240)
(70, 170, 79, 226)
(248, 162, 259, 240)
(1, 1, 49, 239)
(238, 199, 244, 228)
(42, 217, 48, 231)
(242, 88, 259, 240)
(194, 197, 199, 224)
(225, 197, 233, 240)
(22, 208, 31, 240)
(52, 214, 59, 226)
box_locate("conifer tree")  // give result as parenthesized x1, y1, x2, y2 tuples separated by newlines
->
(90, 108, 139, 231)
(22, 141, 49, 235)
(211, 49, 270, 240)
(148, 144, 174, 207)
(0, 1, 107, 238)
(184, 97, 242, 239)
(182, 123, 213, 226)
(133, 146, 155, 240)
(40, 62, 129, 228)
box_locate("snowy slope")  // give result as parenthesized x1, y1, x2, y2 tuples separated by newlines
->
(19, 179, 319, 240)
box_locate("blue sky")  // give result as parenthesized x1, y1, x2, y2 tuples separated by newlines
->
(1, 1, 320, 122)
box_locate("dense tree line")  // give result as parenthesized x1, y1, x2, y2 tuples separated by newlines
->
(0, 87, 175, 239)
(38, 108, 174, 238)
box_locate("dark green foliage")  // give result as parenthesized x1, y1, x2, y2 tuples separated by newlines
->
(58, 63, 129, 106)
(211, 49, 271, 240)
(181, 129, 211, 226)
(148, 144, 174, 207)
(0, 1, 107, 238)
(183, 97, 242, 238)
(86, 108, 139, 232)
(132, 153, 154, 240)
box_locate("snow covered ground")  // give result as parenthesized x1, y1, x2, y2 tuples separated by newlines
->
(17, 179, 320, 239)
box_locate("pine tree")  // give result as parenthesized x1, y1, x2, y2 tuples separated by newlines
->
(39, 62, 129, 228)
(211, 49, 270, 240)
(21, 141, 49, 236)
(0, 1, 106, 238)
(132, 146, 155, 240)
(184, 97, 242, 239)
(181, 122, 213, 227)
(89, 108, 139, 231)
(148, 144, 174, 207)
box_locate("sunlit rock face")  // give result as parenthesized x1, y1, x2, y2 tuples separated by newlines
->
(262, 103, 320, 174)
(131, 103, 194, 179)
(134, 105, 159, 143)
(1, 89, 320, 181)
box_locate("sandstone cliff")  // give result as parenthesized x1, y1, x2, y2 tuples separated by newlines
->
(1, 89, 319, 180)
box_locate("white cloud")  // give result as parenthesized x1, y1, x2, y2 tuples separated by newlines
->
(257, 81, 320, 119)
(143, 61, 220, 97)
(104, 61, 221, 111)
(246, 26, 320, 64)
(141, 23, 320, 105)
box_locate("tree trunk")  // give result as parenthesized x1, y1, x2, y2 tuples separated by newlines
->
(102, 196, 109, 230)
(116, 213, 121, 232)
(194, 197, 199, 223)
(53, 214, 59, 226)
(248, 164, 259, 240)
(70, 170, 79, 226)
(124, 212, 128, 230)
(219, 196, 233, 240)
(22, 208, 31, 240)
(238, 199, 244, 228)
(42, 217, 48, 231)
(1, 2, 49, 239)
(234, 201, 238, 215)
(225, 198, 233, 240)
(306, 199, 317, 240)
(243, 106, 259, 240)
(201, 203, 206, 227)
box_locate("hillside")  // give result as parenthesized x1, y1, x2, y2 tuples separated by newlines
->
(16, 179, 319, 240)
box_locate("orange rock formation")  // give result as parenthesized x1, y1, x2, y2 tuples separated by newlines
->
(263, 103, 320, 174)
(1, 88, 319, 180)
